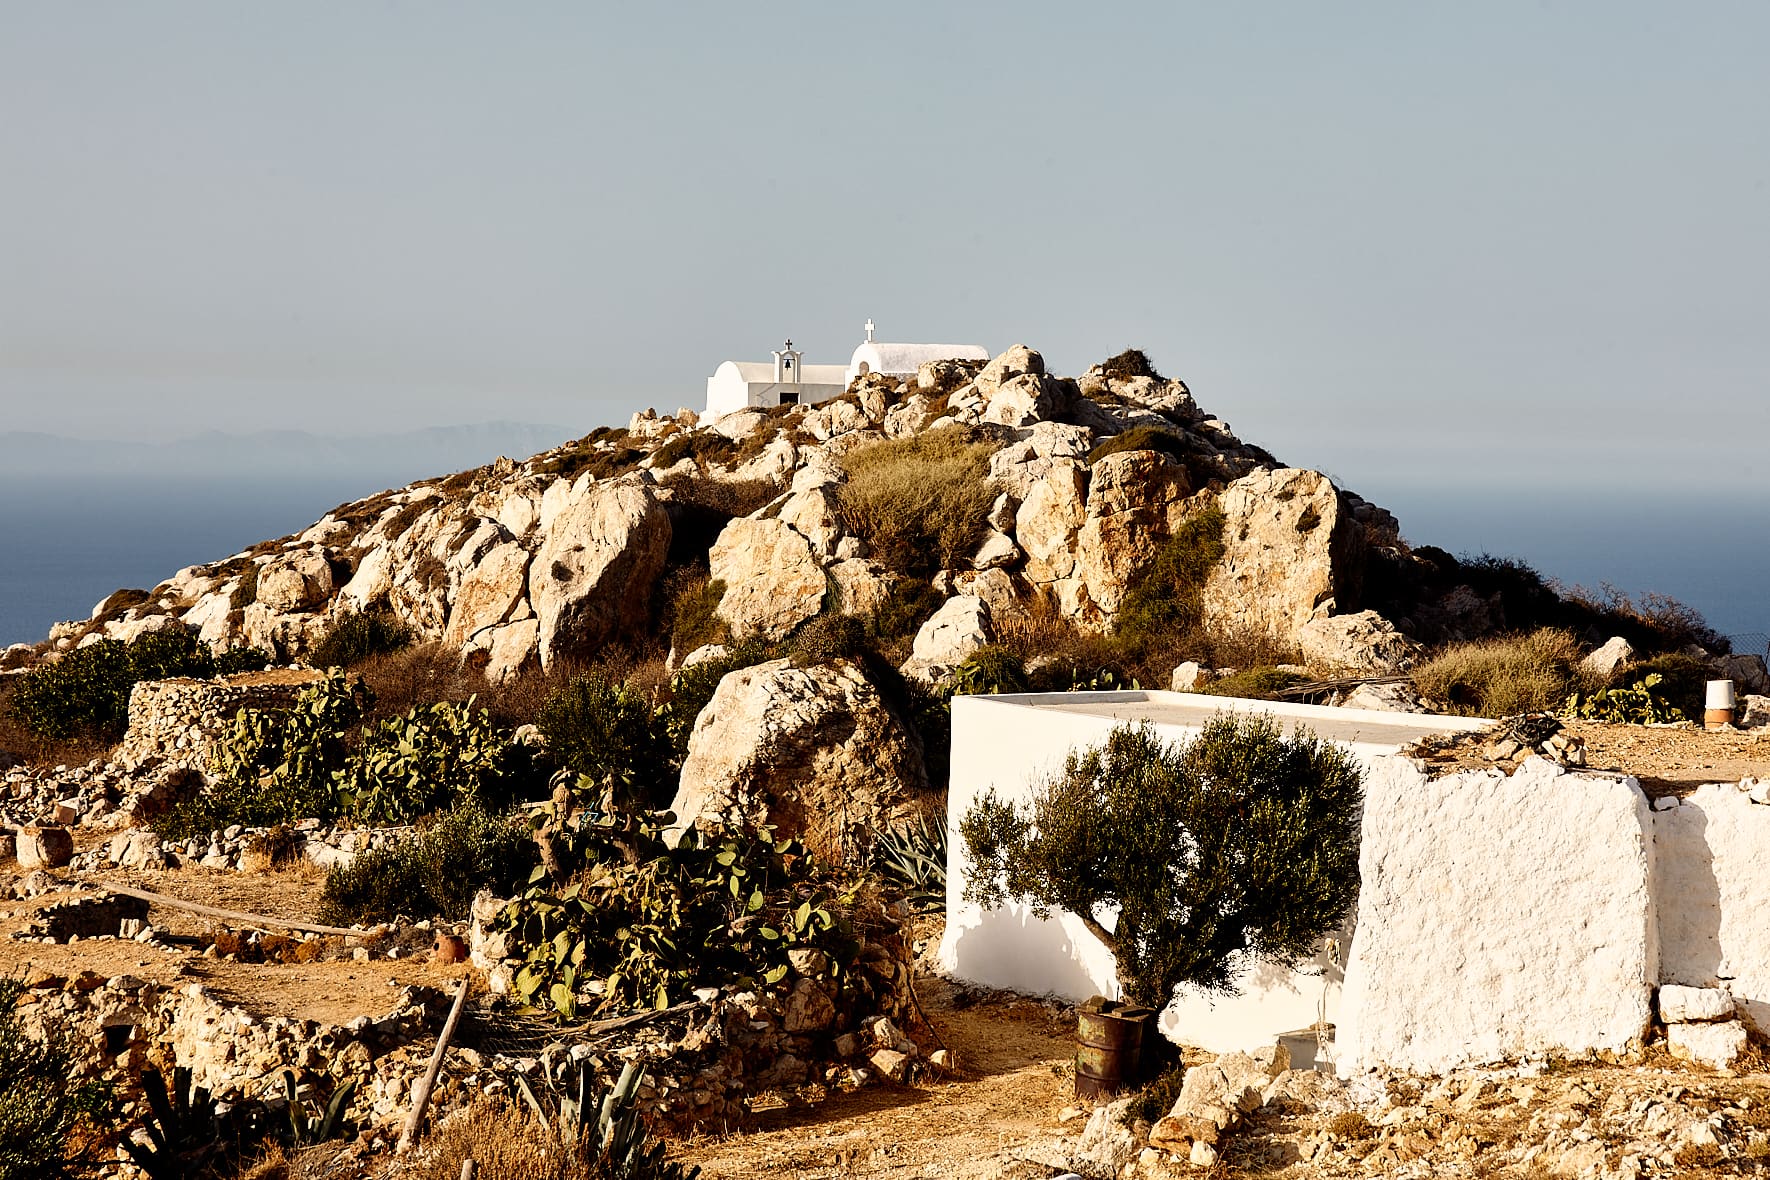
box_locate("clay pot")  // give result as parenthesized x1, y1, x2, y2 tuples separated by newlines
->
(432, 932, 467, 964)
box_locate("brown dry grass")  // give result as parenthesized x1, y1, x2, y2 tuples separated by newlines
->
(835, 428, 998, 577)
(1413, 628, 1597, 717)
(407, 1099, 596, 1180)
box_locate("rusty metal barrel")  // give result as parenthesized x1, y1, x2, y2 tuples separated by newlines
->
(1074, 1005, 1151, 1098)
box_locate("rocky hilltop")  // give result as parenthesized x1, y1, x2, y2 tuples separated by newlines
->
(18, 345, 1506, 685)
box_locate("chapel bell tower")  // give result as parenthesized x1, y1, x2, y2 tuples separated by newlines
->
(772, 339, 803, 384)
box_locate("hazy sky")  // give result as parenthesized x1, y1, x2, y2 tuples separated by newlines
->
(3, 2, 1767, 495)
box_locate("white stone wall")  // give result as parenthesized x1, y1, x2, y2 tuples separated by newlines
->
(1336, 758, 1657, 1074)
(939, 692, 1484, 1054)
(119, 676, 316, 767)
(1653, 783, 1770, 1034)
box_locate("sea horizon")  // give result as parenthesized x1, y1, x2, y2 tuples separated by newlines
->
(2, 472, 1762, 656)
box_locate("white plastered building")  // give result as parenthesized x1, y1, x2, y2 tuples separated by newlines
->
(705, 322, 988, 418)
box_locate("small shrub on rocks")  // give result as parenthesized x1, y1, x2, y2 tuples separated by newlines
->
(948, 646, 1029, 696)
(0, 976, 116, 1180)
(1100, 347, 1162, 382)
(319, 803, 536, 925)
(864, 579, 944, 643)
(668, 576, 728, 657)
(961, 717, 1363, 1006)
(309, 607, 412, 670)
(836, 427, 999, 576)
(536, 673, 676, 811)
(1621, 652, 1710, 720)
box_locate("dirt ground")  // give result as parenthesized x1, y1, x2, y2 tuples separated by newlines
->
(675, 975, 1080, 1180)
(0, 861, 468, 1026)
(1411, 718, 1770, 799)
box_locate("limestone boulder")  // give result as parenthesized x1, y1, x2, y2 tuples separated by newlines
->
(826, 559, 899, 619)
(1297, 610, 1421, 674)
(17, 826, 74, 870)
(1342, 680, 1431, 713)
(987, 422, 1094, 500)
(1203, 467, 1362, 648)
(1659, 985, 1735, 1024)
(442, 540, 532, 648)
(1014, 461, 1092, 620)
(903, 596, 993, 682)
(1667, 1020, 1749, 1071)
(709, 517, 827, 641)
(101, 613, 191, 645)
(1581, 636, 1635, 679)
(256, 550, 335, 613)
(529, 477, 671, 670)
(1075, 449, 1194, 619)
(670, 658, 929, 863)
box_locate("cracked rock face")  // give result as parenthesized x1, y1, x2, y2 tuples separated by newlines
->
(669, 658, 930, 862)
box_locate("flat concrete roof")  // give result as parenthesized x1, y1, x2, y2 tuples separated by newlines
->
(983, 689, 1489, 750)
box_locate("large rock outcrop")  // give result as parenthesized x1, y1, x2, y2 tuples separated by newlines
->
(708, 517, 828, 642)
(530, 476, 671, 670)
(669, 658, 931, 862)
(1202, 467, 1363, 649)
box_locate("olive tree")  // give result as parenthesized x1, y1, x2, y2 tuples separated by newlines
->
(960, 716, 1363, 1008)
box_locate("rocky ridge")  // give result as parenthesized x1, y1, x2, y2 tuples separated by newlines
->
(19, 346, 1420, 685)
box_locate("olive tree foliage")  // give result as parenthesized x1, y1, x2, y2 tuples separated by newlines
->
(960, 717, 1363, 1008)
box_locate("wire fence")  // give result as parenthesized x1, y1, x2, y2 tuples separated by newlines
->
(1727, 633, 1770, 661)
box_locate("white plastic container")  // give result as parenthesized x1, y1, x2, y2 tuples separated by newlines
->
(1705, 679, 1736, 730)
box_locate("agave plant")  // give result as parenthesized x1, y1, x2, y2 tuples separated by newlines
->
(122, 1067, 222, 1180)
(872, 812, 949, 914)
(515, 1059, 700, 1180)
(277, 1068, 356, 1147)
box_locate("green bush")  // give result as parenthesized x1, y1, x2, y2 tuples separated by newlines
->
(1202, 666, 1308, 700)
(650, 431, 737, 471)
(1087, 425, 1191, 466)
(668, 577, 729, 656)
(309, 608, 412, 669)
(836, 427, 999, 576)
(8, 628, 226, 741)
(1112, 506, 1227, 657)
(536, 674, 675, 811)
(961, 718, 1363, 1006)
(0, 976, 115, 1180)
(158, 670, 538, 838)
(319, 804, 536, 925)
(213, 647, 273, 675)
(949, 646, 1029, 696)
(1413, 628, 1592, 717)
(499, 812, 859, 1018)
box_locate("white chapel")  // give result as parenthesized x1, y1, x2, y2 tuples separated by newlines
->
(704, 321, 988, 418)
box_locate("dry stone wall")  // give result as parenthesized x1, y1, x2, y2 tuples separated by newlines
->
(118, 674, 320, 767)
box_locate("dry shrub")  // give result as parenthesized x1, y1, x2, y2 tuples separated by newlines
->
(1327, 1111, 1375, 1140)
(408, 1099, 590, 1180)
(836, 427, 998, 576)
(1560, 582, 1729, 654)
(1413, 628, 1595, 717)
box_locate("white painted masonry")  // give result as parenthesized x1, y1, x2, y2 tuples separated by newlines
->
(1336, 758, 1658, 1074)
(945, 690, 1770, 1074)
(1652, 783, 1770, 1034)
(938, 691, 1485, 1054)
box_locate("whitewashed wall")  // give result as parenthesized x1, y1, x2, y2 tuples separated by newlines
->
(939, 692, 1483, 1054)
(1336, 758, 1658, 1074)
(1653, 783, 1770, 1034)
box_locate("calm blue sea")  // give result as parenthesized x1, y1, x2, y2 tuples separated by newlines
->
(0, 476, 1764, 653)
(0, 475, 390, 647)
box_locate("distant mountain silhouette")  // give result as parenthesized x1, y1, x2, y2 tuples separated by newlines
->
(0, 422, 573, 482)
